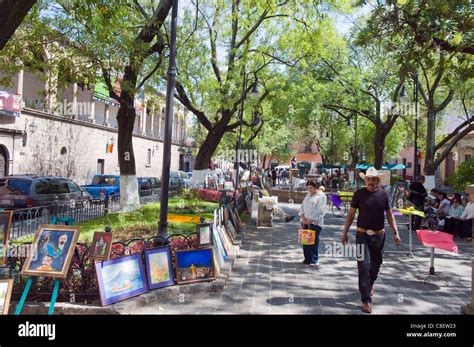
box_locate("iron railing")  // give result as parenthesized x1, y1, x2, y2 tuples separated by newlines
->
(9, 189, 164, 240)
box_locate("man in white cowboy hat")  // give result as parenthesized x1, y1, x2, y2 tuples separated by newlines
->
(341, 167, 401, 314)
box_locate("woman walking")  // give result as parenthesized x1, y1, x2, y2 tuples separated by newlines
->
(299, 180, 326, 268)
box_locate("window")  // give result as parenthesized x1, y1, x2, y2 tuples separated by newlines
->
(67, 180, 81, 193)
(147, 149, 152, 166)
(91, 176, 117, 186)
(466, 154, 472, 162)
(97, 159, 105, 174)
(0, 179, 32, 195)
(34, 178, 70, 194)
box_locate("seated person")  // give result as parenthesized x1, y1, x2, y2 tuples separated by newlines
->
(436, 191, 451, 218)
(443, 194, 464, 236)
(459, 194, 474, 241)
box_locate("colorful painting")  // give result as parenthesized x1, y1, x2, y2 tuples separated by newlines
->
(0, 279, 13, 315)
(175, 248, 214, 284)
(90, 232, 113, 261)
(95, 254, 148, 306)
(197, 223, 213, 247)
(298, 229, 316, 245)
(144, 247, 174, 290)
(21, 225, 80, 278)
(0, 211, 12, 264)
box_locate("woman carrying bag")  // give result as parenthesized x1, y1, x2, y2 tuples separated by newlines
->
(299, 180, 327, 268)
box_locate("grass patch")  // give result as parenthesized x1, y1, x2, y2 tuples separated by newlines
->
(16, 198, 218, 243)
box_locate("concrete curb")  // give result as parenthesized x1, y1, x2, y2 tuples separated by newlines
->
(14, 224, 246, 315)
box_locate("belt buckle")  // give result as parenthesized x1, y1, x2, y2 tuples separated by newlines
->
(366, 230, 375, 236)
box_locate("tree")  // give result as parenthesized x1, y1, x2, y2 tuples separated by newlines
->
(0, 0, 37, 50)
(447, 157, 474, 192)
(358, 0, 474, 56)
(416, 51, 474, 175)
(358, 0, 474, 175)
(38, 0, 173, 210)
(158, 0, 345, 173)
(320, 42, 406, 169)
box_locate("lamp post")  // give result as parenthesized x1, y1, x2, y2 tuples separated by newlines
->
(158, 0, 179, 238)
(235, 76, 258, 189)
(400, 73, 419, 180)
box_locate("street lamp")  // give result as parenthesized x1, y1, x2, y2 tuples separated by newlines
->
(400, 74, 419, 180)
(158, 0, 179, 238)
(235, 77, 259, 189)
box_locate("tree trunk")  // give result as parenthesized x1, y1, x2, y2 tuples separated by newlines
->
(0, 0, 37, 51)
(424, 110, 437, 175)
(117, 95, 140, 211)
(194, 125, 227, 170)
(373, 126, 386, 169)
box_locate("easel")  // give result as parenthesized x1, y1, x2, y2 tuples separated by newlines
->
(15, 217, 75, 315)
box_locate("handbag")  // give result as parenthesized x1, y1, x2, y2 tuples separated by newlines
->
(298, 229, 316, 245)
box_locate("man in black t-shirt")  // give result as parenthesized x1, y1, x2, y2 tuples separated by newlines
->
(407, 175, 427, 230)
(341, 167, 401, 314)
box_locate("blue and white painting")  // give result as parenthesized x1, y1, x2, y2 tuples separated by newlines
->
(95, 254, 148, 306)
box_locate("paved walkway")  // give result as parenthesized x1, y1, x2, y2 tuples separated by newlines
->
(132, 202, 472, 314)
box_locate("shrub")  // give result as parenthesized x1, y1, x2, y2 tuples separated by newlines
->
(447, 157, 474, 192)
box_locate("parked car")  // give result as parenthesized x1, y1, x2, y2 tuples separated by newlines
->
(0, 175, 92, 209)
(169, 171, 190, 190)
(81, 174, 120, 199)
(137, 177, 161, 192)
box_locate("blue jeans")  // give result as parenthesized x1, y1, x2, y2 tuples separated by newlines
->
(301, 223, 322, 264)
(356, 232, 385, 303)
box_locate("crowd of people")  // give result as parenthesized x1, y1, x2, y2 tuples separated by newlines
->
(408, 175, 473, 241)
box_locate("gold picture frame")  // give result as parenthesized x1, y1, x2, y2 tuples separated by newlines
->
(21, 224, 80, 279)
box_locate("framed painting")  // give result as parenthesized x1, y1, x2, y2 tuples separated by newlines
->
(95, 254, 148, 306)
(0, 279, 13, 315)
(0, 211, 13, 264)
(223, 207, 229, 227)
(90, 232, 113, 261)
(21, 224, 80, 278)
(229, 208, 242, 234)
(175, 248, 215, 284)
(225, 222, 238, 244)
(196, 223, 213, 247)
(216, 226, 231, 254)
(144, 247, 175, 290)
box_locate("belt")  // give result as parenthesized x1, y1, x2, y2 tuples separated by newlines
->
(356, 227, 385, 236)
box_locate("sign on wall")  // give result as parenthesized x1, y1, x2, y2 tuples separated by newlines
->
(0, 91, 21, 117)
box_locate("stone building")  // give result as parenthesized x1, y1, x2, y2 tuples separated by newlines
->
(0, 69, 192, 185)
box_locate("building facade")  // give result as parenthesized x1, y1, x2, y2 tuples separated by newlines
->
(0, 69, 192, 185)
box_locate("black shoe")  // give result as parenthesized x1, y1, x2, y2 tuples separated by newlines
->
(285, 215, 296, 223)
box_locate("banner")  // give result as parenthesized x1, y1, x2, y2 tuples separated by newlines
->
(0, 91, 21, 117)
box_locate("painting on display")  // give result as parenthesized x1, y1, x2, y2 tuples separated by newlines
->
(21, 225, 80, 278)
(225, 222, 238, 244)
(216, 226, 232, 254)
(95, 254, 148, 306)
(144, 247, 175, 290)
(229, 208, 242, 234)
(0, 211, 12, 264)
(175, 248, 215, 284)
(197, 223, 213, 247)
(90, 232, 113, 261)
(0, 279, 13, 315)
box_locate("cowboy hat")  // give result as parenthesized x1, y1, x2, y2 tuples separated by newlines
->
(359, 167, 383, 179)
